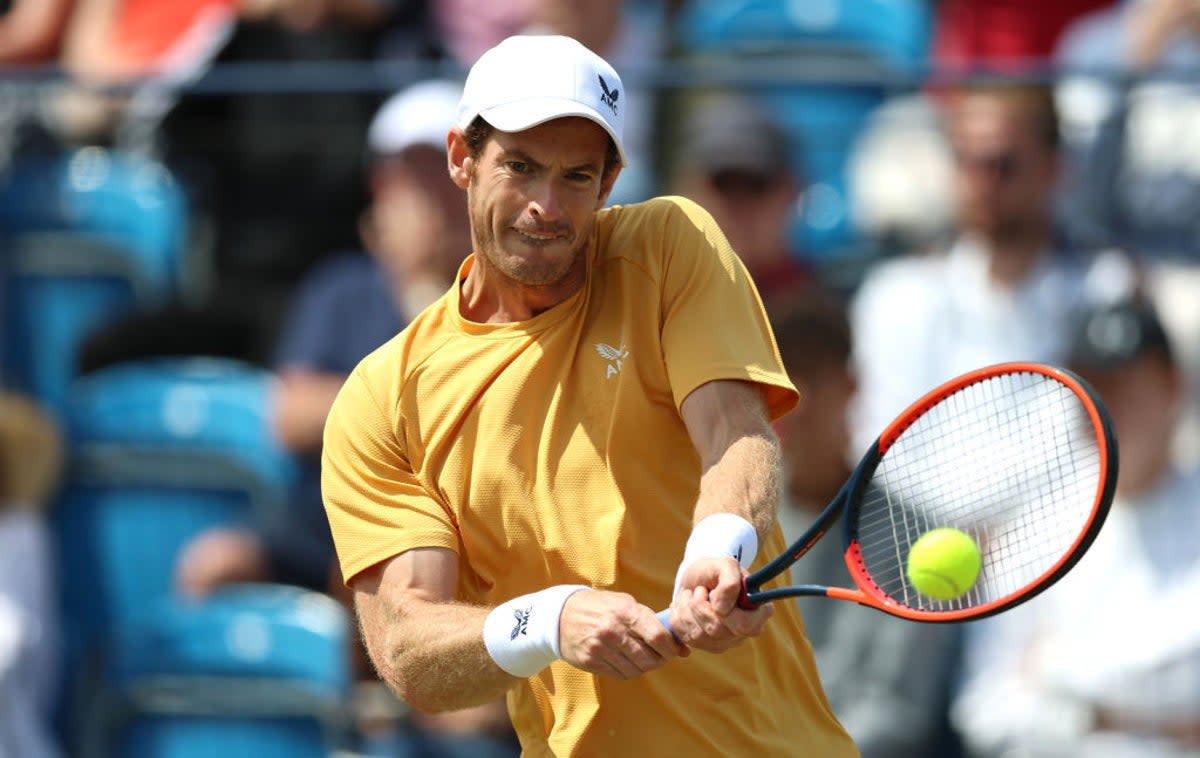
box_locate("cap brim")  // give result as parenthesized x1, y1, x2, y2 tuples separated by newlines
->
(473, 97, 627, 166)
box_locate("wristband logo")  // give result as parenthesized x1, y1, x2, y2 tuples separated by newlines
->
(511, 606, 532, 640)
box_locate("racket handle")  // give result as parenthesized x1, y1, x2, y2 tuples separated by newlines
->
(658, 577, 758, 643)
(656, 609, 681, 643)
(736, 575, 759, 610)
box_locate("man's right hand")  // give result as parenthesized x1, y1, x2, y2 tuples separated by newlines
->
(558, 590, 688, 680)
(670, 556, 774, 654)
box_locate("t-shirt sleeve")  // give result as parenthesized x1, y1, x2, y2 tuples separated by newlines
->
(321, 364, 460, 585)
(656, 198, 800, 420)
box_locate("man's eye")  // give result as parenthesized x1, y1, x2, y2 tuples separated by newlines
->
(567, 172, 593, 183)
(507, 161, 528, 174)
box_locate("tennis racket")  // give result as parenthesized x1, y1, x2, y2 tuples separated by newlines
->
(659, 361, 1118, 629)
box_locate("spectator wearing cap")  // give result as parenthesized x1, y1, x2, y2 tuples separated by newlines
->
(770, 295, 964, 758)
(953, 298, 1200, 757)
(174, 79, 469, 600)
(173, 77, 519, 756)
(669, 93, 814, 307)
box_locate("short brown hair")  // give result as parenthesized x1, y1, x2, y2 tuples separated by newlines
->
(954, 83, 1061, 152)
(463, 116, 622, 176)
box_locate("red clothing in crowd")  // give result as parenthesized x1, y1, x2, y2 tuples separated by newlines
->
(933, 0, 1114, 70)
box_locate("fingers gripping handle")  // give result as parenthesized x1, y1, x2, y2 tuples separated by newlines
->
(656, 577, 757, 643)
(656, 608, 678, 642)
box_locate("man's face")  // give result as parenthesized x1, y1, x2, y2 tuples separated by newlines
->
(367, 145, 471, 288)
(949, 94, 1057, 241)
(683, 168, 798, 272)
(451, 117, 617, 289)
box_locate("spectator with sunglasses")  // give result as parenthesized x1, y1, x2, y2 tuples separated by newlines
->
(669, 93, 815, 304)
(849, 84, 1097, 451)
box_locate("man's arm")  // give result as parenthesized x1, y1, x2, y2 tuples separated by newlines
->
(353, 547, 507, 713)
(681, 379, 783, 538)
(668, 379, 780, 650)
(353, 547, 683, 713)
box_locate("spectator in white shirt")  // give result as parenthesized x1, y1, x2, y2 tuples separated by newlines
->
(952, 298, 1200, 758)
(850, 84, 1094, 451)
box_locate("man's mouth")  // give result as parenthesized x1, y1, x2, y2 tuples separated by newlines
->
(515, 228, 566, 243)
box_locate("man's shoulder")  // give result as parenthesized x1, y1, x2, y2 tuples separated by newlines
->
(353, 296, 454, 383)
(594, 195, 720, 270)
(598, 195, 713, 231)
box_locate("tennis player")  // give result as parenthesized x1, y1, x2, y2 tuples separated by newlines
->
(322, 34, 859, 756)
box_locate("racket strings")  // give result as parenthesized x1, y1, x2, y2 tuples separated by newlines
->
(853, 371, 1103, 615)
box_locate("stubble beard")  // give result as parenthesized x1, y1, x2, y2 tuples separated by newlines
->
(468, 192, 587, 289)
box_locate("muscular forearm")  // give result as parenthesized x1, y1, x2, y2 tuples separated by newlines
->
(681, 380, 784, 542)
(359, 591, 516, 712)
(693, 427, 782, 541)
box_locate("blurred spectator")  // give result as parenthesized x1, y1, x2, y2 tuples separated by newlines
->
(849, 84, 1095, 450)
(239, 0, 396, 34)
(158, 0, 406, 325)
(171, 77, 517, 757)
(0, 392, 64, 758)
(430, 0, 534, 67)
(47, 0, 239, 150)
(670, 93, 814, 303)
(521, 0, 667, 203)
(849, 94, 957, 256)
(1056, 0, 1200, 259)
(0, 0, 72, 64)
(933, 0, 1114, 73)
(174, 77, 467, 598)
(771, 293, 963, 758)
(952, 298, 1200, 758)
(1054, 0, 1200, 469)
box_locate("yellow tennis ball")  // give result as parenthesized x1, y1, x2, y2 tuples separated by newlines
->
(906, 528, 982, 601)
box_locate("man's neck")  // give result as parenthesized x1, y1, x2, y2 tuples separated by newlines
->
(459, 252, 587, 323)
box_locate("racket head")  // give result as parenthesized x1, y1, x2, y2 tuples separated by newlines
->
(835, 362, 1117, 622)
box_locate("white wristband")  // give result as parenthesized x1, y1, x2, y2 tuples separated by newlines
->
(483, 585, 589, 677)
(674, 513, 758, 595)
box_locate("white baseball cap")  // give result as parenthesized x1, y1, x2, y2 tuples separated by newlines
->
(368, 79, 463, 155)
(456, 35, 627, 165)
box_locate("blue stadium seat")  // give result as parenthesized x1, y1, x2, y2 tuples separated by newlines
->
(90, 584, 353, 758)
(0, 147, 189, 410)
(52, 357, 299, 751)
(674, 0, 931, 68)
(55, 357, 297, 636)
(760, 87, 885, 257)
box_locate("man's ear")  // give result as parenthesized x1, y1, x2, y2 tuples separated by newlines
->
(447, 128, 473, 190)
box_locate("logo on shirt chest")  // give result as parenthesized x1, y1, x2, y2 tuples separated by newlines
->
(595, 340, 629, 379)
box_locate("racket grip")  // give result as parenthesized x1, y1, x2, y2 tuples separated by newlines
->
(736, 575, 759, 610)
(656, 608, 681, 643)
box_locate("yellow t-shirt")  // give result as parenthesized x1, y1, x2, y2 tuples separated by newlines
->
(323, 196, 859, 757)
